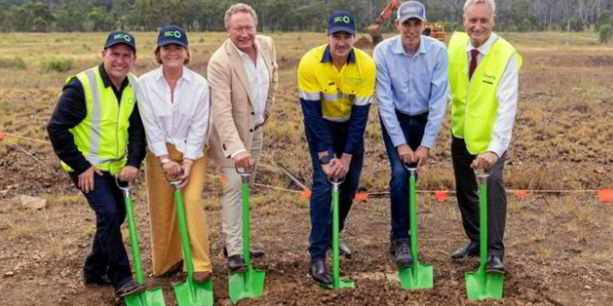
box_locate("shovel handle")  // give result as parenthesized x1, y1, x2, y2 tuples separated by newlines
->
(115, 177, 132, 198)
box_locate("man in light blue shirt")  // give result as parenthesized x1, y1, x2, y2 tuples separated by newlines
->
(374, 0, 448, 268)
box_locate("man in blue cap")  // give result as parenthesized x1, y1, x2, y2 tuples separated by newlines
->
(47, 31, 147, 297)
(298, 10, 376, 285)
(374, 1, 448, 268)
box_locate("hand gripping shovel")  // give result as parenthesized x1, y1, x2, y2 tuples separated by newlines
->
(321, 176, 355, 290)
(464, 170, 504, 300)
(398, 166, 433, 290)
(170, 180, 214, 306)
(116, 178, 166, 306)
(228, 165, 265, 304)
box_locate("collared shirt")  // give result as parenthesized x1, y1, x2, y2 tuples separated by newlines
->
(374, 35, 448, 148)
(465, 33, 520, 157)
(47, 64, 147, 174)
(136, 66, 211, 160)
(298, 44, 376, 155)
(233, 42, 270, 126)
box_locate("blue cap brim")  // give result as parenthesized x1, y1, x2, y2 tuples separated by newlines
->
(327, 26, 356, 35)
(105, 41, 136, 51)
(158, 40, 188, 47)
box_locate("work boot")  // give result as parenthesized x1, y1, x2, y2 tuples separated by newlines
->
(194, 271, 212, 283)
(328, 239, 352, 259)
(308, 259, 332, 285)
(227, 255, 247, 273)
(450, 241, 479, 261)
(115, 280, 146, 297)
(223, 246, 265, 258)
(392, 238, 413, 268)
(486, 255, 504, 273)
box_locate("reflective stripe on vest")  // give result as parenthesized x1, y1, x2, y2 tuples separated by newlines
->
(61, 67, 136, 174)
(448, 32, 522, 154)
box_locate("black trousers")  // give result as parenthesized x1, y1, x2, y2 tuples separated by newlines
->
(451, 137, 507, 258)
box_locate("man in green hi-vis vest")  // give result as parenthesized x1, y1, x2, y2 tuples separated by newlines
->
(47, 31, 147, 298)
(448, 0, 522, 273)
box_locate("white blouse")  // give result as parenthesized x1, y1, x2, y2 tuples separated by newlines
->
(136, 66, 211, 160)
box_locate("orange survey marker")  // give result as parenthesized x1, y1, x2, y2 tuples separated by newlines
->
(354, 193, 369, 201)
(434, 190, 448, 202)
(0, 132, 5, 141)
(598, 189, 613, 203)
(513, 190, 528, 198)
(300, 190, 312, 200)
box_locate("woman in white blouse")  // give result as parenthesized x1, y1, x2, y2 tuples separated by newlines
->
(136, 25, 212, 283)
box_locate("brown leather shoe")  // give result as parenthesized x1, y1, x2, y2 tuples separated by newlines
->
(160, 260, 183, 277)
(115, 280, 146, 297)
(194, 271, 212, 283)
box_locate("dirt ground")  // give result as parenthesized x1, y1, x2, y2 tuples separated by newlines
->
(1, 32, 612, 305)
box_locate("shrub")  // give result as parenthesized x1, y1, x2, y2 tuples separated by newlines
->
(599, 24, 613, 43)
(42, 57, 74, 73)
(0, 57, 27, 70)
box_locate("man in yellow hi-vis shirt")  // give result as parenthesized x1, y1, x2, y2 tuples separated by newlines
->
(448, 0, 522, 273)
(297, 11, 376, 285)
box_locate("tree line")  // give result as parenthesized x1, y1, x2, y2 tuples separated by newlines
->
(2, 0, 613, 33)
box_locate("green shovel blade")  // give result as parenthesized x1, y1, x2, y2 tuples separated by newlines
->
(125, 287, 167, 306)
(319, 279, 355, 290)
(465, 271, 504, 300)
(228, 269, 266, 304)
(399, 264, 434, 290)
(173, 280, 214, 306)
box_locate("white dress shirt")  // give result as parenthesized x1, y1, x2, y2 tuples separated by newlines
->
(136, 66, 211, 160)
(234, 43, 270, 126)
(466, 33, 520, 157)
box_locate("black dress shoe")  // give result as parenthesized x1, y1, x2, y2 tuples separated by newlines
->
(227, 255, 247, 273)
(308, 259, 332, 285)
(392, 238, 413, 268)
(83, 272, 112, 286)
(486, 255, 504, 273)
(223, 246, 266, 258)
(451, 241, 480, 260)
(328, 239, 352, 259)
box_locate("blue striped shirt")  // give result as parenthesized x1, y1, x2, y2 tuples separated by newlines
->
(374, 35, 449, 148)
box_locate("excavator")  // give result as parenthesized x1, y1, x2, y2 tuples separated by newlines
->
(367, 0, 445, 45)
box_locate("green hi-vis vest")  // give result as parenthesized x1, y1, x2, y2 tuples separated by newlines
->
(60, 66, 137, 175)
(448, 32, 522, 154)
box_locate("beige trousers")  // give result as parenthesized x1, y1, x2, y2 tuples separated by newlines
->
(146, 144, 211, 275)
(222, 129, 263, 256)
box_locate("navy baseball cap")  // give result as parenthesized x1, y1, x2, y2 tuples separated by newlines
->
(104, 31, 136, 52)
(397, 1, 427, 24)
(157, 25, 189, 47)
(327, 11, 356, 35)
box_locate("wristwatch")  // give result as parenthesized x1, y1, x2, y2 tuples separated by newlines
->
(319, 154, 331, 165)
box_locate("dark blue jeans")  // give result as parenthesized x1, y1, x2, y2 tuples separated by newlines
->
(381, 111, 428, 242)
(68, 171, 132, 290)
(307, 122, 364, 261)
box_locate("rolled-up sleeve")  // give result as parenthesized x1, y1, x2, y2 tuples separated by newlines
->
(488, 53, 520, 157)
(421, 46, 449, 149)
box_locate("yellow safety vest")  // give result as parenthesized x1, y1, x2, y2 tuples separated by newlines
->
(448, 32, 522, 154)
(61, 66, 137, 175)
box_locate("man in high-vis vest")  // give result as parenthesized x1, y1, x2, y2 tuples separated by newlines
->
(448, 0, 522, 273)
(298, 11, 376, 285)
(47, 31, 147, 297)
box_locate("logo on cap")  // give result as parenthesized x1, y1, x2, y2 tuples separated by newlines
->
(164, 31, 182, 38)
(334, 15, 351, 24)
(404, 7, 418, 13)
(114, 34, 131, 42)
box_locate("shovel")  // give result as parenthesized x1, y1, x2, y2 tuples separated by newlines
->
(321, 176, 355, 290)
(170, 180, 214, 306)
(228, 165, 265, 304)
(398, 166, 433, 290)
(116, 178, 166, 306)
(464, 170, 504, 300)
